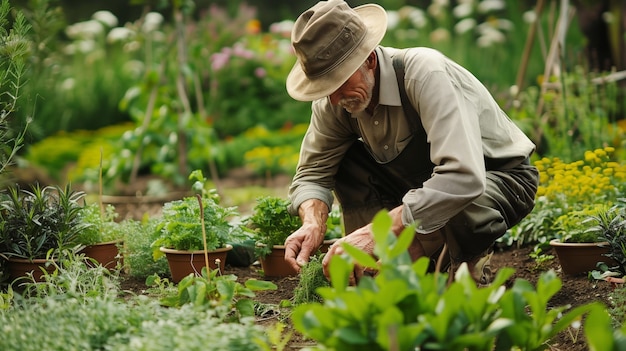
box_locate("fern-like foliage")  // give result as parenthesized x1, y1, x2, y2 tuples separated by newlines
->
(0, 0, 31, 176)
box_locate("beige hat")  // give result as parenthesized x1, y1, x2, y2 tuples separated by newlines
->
(286, 0, 387, 101)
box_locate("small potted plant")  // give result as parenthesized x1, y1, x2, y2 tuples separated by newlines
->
(549, 203, 620, 275)
(0, 183, 90, 282)
(246, 196, 302, 277)
(247, 196, 345, 277)
(76, 202, 125, 270)
(151, 170, 244, 283)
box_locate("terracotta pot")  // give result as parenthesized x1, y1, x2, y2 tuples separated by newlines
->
(160, 245, 232, 283)
(259, 245, 298, 278)
(6, 257, 57, 282)
(549, 239, 617, 275)
(80, 240, 123, 270)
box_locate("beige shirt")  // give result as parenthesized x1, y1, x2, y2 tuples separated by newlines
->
(288, 46, 536, 233)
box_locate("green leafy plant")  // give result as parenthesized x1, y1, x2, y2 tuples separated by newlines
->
(0, 183, 91, 260)
(148, 265, 277, 322)
(76, 203, 122, 246)
(509, 147, 626, 247)
(0, 0, 30, 181)
(18, 250, 120, 301)
(245, 196, 302, 257)
(586, 200, 626, 277)
(151, 170, 247, 258)
(291, 210, 603, 350)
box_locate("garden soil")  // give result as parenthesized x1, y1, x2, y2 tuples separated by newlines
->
(112, 173, 617, 351)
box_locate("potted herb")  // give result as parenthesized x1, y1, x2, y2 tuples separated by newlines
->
(0, 183, 90, 281)
(549, 203, 620, 275)
(586, 201, 626, 279)
(246, 196, 344, 277)
(151, 171, 244, 283)
(246, 196, 302, 277)
(76, 202, 125, 270)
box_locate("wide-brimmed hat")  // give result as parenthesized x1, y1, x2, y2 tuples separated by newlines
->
(286, 0, 387, 101)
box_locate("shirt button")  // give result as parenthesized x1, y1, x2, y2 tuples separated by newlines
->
(383, 145, 389, 150)
(374, 120, 379, 125)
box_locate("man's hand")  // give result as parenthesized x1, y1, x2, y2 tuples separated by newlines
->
(284, 222, 325, 271)
(284, 199, 328, 272)
(322, 224, 377, 285)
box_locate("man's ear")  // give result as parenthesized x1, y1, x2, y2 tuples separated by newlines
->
(366, 52, 377, 69)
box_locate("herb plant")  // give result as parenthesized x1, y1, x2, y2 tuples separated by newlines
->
(149, 266, 277, 321)
(246, 196, 302, 257)
(586, 200, 626, 276)
(151, 194, 242, 258)
(76, 203, 122, 246)
(0, 184, 91, 260)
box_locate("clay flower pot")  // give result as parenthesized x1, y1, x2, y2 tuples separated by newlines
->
(160, 244, 232, 283)
(549, 239, 617, 275)
(80, 239, 123, 270)
(6, 257, 56, 282)
(258, 244, 298, 278)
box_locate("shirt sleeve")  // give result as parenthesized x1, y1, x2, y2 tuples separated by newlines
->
(401, 51, 487, 233)
(287, 100, 357, 215)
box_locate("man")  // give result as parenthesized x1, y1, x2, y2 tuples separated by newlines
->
(283, 0, 539, 285)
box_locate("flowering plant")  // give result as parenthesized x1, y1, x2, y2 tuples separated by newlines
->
(509, 147, 626, 246)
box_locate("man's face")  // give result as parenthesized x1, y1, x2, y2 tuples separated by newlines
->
(329, 62, 375, 114)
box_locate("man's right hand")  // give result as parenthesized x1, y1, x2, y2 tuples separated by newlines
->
(283, 199, 328, 272)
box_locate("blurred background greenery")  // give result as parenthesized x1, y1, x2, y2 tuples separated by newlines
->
(3, 0, 625, 196)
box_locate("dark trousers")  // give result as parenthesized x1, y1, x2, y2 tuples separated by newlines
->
(333, 139, 539, 262)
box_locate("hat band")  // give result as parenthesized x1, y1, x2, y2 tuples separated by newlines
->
(303, 18, 366, 78)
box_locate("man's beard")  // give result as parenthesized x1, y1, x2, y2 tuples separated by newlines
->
(339, 97, 369, 114)
(339, 67, 374, 114)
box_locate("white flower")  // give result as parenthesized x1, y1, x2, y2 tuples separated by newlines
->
(453, 3, 473, 18)
(65, 20, 104, 40)
(77, 39, 96, 53)
(107, 27, 135, 43)
(61, 78, 75, 91)
(92, 10, 118, 28)
(523, 10, 537, 24)
(602, 11, 614, 24)
(454, 18, 476, 34)
(143, 12, 164, 32)
(386, 10, 400, 30)
(478, 0, 505, 13)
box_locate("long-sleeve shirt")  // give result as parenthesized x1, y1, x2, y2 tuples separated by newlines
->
(288, 46, 536, 233)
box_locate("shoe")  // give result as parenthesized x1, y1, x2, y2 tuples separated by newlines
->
(468, 249, 493, 286)
(449, 247, 494, 287)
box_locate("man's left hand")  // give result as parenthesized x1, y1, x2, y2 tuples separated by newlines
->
(322, 224, 377, 285)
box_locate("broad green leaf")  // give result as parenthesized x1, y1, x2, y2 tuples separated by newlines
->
(371, 210, 392, 244)
(329, 254, 351, 291)
(388, 225, 415, 259)
(244, 278, 277, 291)
(376, 306, 404, 349)
(585, 304, 615, 351)
(235, 298, 255, 317)
(341, 242, 378, 269)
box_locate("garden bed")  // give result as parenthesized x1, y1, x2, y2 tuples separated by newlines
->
(119, 244, 615, 351)
(104, 173, 618, 350)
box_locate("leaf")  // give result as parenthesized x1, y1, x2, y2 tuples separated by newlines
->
(244, 279, 277, 291)
(341, 242, 378, 269)
(371, 210, 392, 245)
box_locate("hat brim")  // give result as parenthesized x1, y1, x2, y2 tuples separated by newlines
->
(286, 4, 387, 102)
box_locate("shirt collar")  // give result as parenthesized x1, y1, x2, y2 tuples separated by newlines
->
(376, 46, 402, 108)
